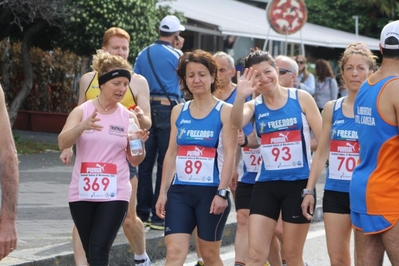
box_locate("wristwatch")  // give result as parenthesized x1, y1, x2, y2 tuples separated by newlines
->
(216, 189, 230, 199)
(301, 189, 314, 198)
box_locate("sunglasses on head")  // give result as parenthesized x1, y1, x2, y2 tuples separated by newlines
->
(279, 68, 292, 75)
(296, 61, 305, 64)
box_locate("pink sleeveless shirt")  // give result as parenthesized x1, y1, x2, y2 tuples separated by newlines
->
(68, 100, 132, 202)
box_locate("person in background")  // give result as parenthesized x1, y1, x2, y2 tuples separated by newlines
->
(294, 55, 315, 95)
(211, 51, 238, 265)
(234, 54, 301, 266)
(156, 49, 237, 266)
(335, 73, 348, 98)
(211, 51, 276, 266)
(274, 55, 299, 266)
(351, 20, 399, 265)
(59, 27, 152, 266)
(58, 50, 146, 265)
(301, 43, 377, 266)
(275, 55, 298, 89)
(134, 15, 185, 231)
(212, 51, 244, 195)
(0, 85, 19, 261)
(314, 59, 339, 112)
(231, 49, 322, 266)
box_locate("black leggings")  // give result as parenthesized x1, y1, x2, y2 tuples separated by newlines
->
(69, 201, 128, 266)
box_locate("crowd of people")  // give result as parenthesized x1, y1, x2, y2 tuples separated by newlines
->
(1, 13, 399, 266)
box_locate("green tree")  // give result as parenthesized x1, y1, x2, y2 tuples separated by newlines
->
(1, 0, 180, 126)
(306, 0, 391, 39)
(354, 0, 399, 18)
(59, 0, 185, 61)
(60, 0, 159, 62)
(303, 0, 396, 62)
(0, 0, 71, 125)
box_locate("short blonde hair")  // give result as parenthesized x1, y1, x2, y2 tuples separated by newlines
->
(91, 50, 131, 77)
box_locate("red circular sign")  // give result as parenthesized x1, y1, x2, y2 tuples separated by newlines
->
(267, 0, 308, 35)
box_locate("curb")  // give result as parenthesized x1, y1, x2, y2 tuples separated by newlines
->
(13, 223, 237, 266)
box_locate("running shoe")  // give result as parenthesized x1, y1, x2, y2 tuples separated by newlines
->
(135, 258, 151, 266)
(194, 260, 204, 266)
(149, 221, 165, 230)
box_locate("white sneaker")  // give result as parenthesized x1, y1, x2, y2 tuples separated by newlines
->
(135, 258, 151, 266)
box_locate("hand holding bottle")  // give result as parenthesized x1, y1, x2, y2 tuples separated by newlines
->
(128, 118, 143, 156)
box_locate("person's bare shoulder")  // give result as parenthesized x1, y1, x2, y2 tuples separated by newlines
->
(130, 73, 149, 95)
(0, 85, 5, 104)
(131, 73, 148, 84)
(371, 76, 399, 125)
(80, 71, 96, 87)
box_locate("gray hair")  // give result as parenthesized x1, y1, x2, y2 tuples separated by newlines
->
(213, 51, 235, 69)
(275, 55, 298, 75)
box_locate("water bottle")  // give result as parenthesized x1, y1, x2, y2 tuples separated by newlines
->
(128, 118, 143, 156)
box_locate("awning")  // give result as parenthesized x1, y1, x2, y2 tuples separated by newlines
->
(158, 0, 380, 51)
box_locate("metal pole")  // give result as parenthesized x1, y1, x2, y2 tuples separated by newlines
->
(263, 26, 271, 51)
(352, 15, 359, 39)
(285, 28, 288, 56)
(300, 29, 305, 57)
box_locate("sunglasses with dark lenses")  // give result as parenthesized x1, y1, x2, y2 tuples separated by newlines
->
(296, 61, 305, 64)
(279, 68, 292, 75)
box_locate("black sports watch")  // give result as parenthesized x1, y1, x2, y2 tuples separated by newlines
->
(216, 189, 230, 199)
(301, 189, 314, 198)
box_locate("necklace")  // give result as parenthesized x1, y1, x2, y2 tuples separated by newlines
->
(97, 98, 115, 112)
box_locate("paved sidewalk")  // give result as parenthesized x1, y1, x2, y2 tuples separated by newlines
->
(0, 131, 325, 265)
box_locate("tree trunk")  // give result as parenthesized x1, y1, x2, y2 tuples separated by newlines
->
(1, 40, 10, 93)
(8, 20, 47, 127)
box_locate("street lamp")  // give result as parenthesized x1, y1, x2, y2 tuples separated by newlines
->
(352, 15, 359, 39)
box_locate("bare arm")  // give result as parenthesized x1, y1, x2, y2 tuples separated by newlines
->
(58, 105, 103, 150)
(77, 72, 94, 105)
(246, 127, 260, 149)
(0, 86, 18, 259)
(211, 104, 238, 214)
(301, 100, 333, 219)
(131, 74, 152, 129)
(220, 104, 238, 189)
(229, 143, 242, 192)
(379, 78, 399, 129)
(298, 90, 322, 142)
(59, 72, 94, 164)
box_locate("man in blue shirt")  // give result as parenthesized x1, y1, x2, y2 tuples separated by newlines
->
(134, 15, 185, 230)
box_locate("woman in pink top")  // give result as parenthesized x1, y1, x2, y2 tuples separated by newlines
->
(58, 50, 146, 266)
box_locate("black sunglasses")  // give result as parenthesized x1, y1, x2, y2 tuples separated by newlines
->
(279, 68, 293, 75)
(296, 61, 305, 64)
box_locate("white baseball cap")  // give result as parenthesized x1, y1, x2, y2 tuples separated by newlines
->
(159, 15, 185, 33)
(380, 20, 399, 50)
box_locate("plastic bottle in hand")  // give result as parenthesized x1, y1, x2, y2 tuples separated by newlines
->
(128, 118, 143, 156)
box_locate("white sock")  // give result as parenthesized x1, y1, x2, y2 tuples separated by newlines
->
(134, 252, 149, 261)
